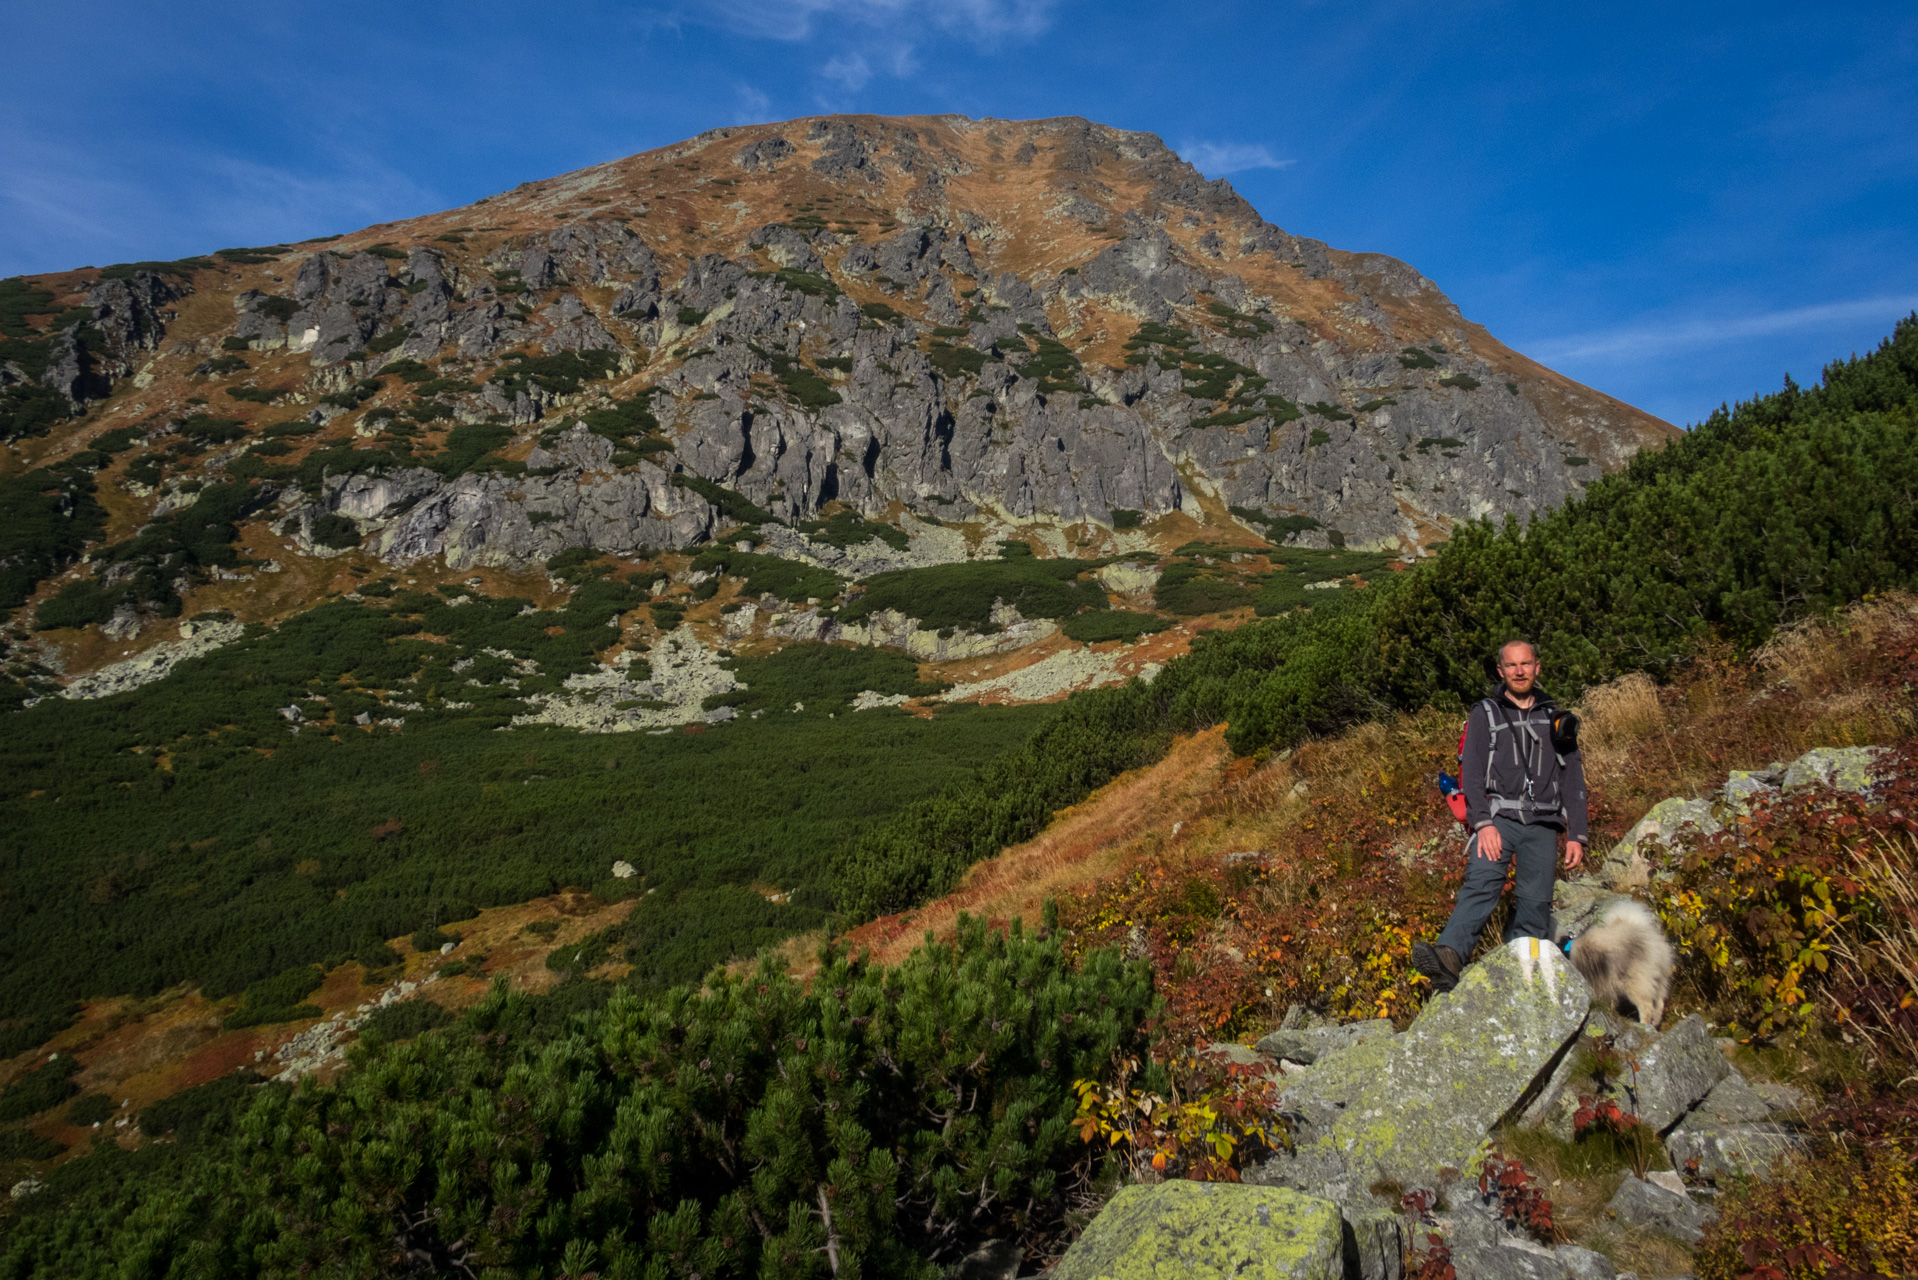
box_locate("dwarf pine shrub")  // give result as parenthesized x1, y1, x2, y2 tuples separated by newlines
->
(0, 922, 1154, 1278)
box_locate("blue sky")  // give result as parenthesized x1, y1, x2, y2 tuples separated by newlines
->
(4, 0, 1914, 427)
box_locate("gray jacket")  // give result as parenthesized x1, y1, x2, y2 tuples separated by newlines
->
(1461, 686, 1589, 843)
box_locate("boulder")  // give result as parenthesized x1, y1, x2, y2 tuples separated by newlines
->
(1288, 938, 1590, 1190)
(1622, 1015, 1730, 1133)
(1722, 768, 1781, 809)
(1782, 746, 1886, 794)
(1555, 1244, 1618, 1279)
(1446, 1242, 1575, 1279)
(1049, 1181, 1344, 1280)
(1606, 1175, 1716, 1245)
(1255, 1018, 1395, 1065)
(1688, 1072, 1772, 1126)
(1598, 798, 1720, 888)
(1666, 1121, 1801, 1179)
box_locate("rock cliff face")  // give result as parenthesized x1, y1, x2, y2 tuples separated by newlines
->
(12, 114, 1672, 583)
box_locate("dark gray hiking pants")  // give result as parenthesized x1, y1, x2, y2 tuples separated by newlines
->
(1436, 817, 1558, 956)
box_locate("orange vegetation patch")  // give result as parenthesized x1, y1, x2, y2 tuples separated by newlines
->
(839, 725, 1238, 969)
(0, 889, 640, 1164)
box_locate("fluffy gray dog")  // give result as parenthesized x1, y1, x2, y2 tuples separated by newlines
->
(1558, 900, 1675, 1027)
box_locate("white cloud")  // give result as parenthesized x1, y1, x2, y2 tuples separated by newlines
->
(821, 53, 873, 90)
(692, 0, 1055, 44)
(0, 125, 439, 276)
(1528, 295, 1918, 365)
(732, 83, 773, 125)
(1177, 140, 1294, 177)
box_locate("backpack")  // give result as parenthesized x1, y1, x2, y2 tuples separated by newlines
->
(1437, 699, 1579, 827)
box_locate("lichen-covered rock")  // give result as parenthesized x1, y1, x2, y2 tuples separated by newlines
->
(1782, 746, 1887, 794)
(57, 620, 245, 701)
(1622, 1014, 1729, 1133)
(1050, 1181, 1344, 1280)
(1722, 767, 1782, 808)
(1597, 797, 1720, 888)
(1304, 938, 1589, 1189)
(1255, 1018, 1394, 1066)
(1606, 1174, 1716, 1244)
(1665, 1120, 1802, 1179)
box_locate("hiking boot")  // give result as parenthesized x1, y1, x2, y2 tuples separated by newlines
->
(1412, 942, 1464, 994)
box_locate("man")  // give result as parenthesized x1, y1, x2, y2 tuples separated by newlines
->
(1412, 640, 1588, 994)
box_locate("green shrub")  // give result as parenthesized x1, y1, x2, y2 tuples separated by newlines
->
(361, 243, 407, 261)
(1062, 610, 1170, 643)
(838, 557, 1107, 632)
(365, 324, 411, 355)
(357, 937, 401, 970)
(704, 642, 944, 720)
(0, 1009, 77, 1061)
(494, 350, 620, 397)
(1439, 373, 1481, 390)
(255, 295, 299, 322)
(360, 999, 453, 1042)
(1308, 428, 1332, 447)
(223, 966, 324, 1030)
(66, 1093, 115, 1126)
(773, 267, 838, 298)
(412, 924, 458, 953)
(675, 305, 707, 326)
(220, 336, 251, 352)
(97, 259, 210, 281)
(860, 300, 902, 323)
(1110, 508, 1144, 529)
(0, 922, 1154, 1279)
(1398, 347, 1440, 369)
(0, 1056, 79, 1122)
(0, 278, 56, 339)
(576, 394, 662, 442)
(262, 419, 322, 438)
(381, 357, 431, 382)
(798, 508, 908, 551)
(672, 473, 776, 525)
(34, 579, 124, 630)
(138, 1071, 269, 1145)
(224, 386, 282, 404)
(309, 513, 359, 550)
(928, 341, 988, 381)
(423, 422, 513, 479)
(1154, 562, 1254, 614)
(689, 547, 843, 602)
(0, 1127, 63, 1163)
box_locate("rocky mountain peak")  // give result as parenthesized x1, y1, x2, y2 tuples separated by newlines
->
(5, 113, 1673, 591)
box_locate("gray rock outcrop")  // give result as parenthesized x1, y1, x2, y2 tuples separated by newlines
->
(1606, 1174, 1716, 1244)
(1256, 939, 1590, 1200)
(168, 118, 1672, 576)
(1620, 1015, 1730, 1134)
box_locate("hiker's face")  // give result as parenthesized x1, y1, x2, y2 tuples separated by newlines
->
(1499, 647, 1540, 696)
